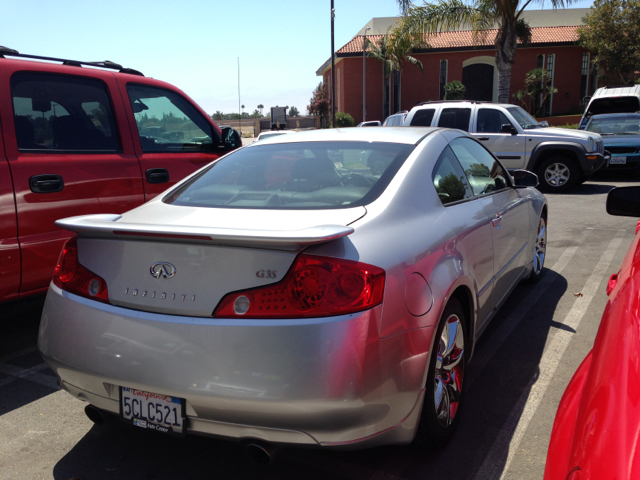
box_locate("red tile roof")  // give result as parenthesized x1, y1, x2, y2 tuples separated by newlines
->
(337, 26, 579, 54)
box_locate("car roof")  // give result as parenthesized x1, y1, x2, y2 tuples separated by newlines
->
(247, 127, 438, 146)
(412, 101, 516, 109)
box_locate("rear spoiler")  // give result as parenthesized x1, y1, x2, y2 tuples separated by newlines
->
(56, 214, 354, 251)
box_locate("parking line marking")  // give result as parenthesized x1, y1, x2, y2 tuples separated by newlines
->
(473, 235, 624, 480)
(468, 229, 591, 388)
(0, 362, 58, 389)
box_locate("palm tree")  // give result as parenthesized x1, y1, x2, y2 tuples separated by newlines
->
(367, 34, 424, 116)
(396, 0, 413, 14)
(390, 0, 572, 103)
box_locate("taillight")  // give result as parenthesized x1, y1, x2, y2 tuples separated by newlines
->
(52, 237, 109, 303)
(213, 255, 385, 318)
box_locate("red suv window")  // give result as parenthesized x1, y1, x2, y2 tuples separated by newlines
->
(11, 73, 120, 152)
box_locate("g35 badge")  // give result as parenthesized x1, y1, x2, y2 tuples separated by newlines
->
(256, 270, 277, 279)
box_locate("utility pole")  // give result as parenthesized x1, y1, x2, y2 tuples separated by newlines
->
(331, 0, 336, 128)
(363, 25, 371, 122)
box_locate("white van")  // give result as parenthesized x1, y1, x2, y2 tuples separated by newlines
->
(579, 85, 640, 129)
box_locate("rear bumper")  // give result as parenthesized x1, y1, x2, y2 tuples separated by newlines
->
(39, 285, 433, 448)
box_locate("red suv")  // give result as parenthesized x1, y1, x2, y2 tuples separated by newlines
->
(0, 47, 240, 303)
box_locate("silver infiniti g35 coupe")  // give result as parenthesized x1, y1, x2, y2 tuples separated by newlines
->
(38, 127, 547, 454)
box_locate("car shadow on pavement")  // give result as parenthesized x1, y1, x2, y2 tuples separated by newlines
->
(51, 269, 567, 480)
(0, 295, 60, 417)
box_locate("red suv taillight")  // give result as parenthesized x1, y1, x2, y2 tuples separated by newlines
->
(52, 237, 109, 303)
(213, 255, 385, 318)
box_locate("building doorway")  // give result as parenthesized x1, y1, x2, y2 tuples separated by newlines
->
(462, 64, 494, 101)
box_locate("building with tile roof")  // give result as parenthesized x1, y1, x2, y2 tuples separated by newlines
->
(316, 8, 597, 124)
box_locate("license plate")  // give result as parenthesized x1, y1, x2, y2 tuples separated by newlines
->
(120, 387, 185, 436)
(610, 156, 627, 165)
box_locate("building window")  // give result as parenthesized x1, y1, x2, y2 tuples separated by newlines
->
(393, 70, 401, 113)
(536, 54, 544, 69)
(581, 52, 590, 108)
(544, 54, 555, 116)
(439, 60, 448, 100)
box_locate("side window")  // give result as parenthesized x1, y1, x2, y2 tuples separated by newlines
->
(432, 146, 474, 205)
(438, 108, 471, 132)
(477, 109, 514, 133)
(450, 137, 509, 196)
(11, 73, 120, 152)
(411, 109, 435, 126)
(126, 84, 219, 153)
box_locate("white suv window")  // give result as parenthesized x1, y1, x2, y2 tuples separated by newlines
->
(438, 108, 471, 132)
(477, 109, 514, 133)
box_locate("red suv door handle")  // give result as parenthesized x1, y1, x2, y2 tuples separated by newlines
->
(146, 168, 170, 184)
(29, 174, 64, 193)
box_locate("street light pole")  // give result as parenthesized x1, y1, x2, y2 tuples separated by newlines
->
(331, 0, 336, 128)
(363, 25, 371, 123)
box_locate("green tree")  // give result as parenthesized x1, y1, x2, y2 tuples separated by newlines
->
(308, 82, 330, 126)
(367, 34, 423, 114)
(512, 68, 558, 115)
(390, 0, 570, 103)
(578, 0, 640, 85)
(444, 80, 466, 100)
(212, 111, 224, 121)
(257, 104, 264, 116)
(289, 106, 300, 117)
(250, 109, 262, 118)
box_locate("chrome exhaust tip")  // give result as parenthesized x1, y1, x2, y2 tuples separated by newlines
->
(84, 404, 107, 425)
(245, 440, 279, 465)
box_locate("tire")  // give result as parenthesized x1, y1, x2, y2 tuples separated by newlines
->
(414, 297, 467, 449)
(537, 155, 580, 192)
(527, 215, 547, 283)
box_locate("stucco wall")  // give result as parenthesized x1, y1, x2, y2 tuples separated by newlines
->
(328, 44, 590, 124)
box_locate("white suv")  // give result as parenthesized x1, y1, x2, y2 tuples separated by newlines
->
(404, 101, 607, 191)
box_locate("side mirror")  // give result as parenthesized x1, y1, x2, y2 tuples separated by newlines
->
(607, 186, 640, 217)
(220, 126, 242, 150)
(512, 169, 538, 188)
(539, 121, 550, 128)
(501, 124, 517, 135)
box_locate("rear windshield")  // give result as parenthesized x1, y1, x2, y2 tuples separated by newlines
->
(588, 97, 640, 116)
(164, 141, 415, 209)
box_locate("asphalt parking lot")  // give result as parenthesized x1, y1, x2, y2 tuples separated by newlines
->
(1, 170, 638, 480)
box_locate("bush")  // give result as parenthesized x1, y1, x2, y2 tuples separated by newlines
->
(334, 112, 355, 127)
(444, 81, 466, 100)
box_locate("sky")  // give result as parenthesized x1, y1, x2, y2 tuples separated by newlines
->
(1, 0, 595, 117)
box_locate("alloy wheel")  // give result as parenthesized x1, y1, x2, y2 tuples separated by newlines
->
(434, 314, 465, 428)
(533, 217, 547, 275)
(544, 163, 570, 187)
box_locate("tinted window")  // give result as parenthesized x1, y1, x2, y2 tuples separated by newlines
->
(11, 73, 120, 152)
(165, 142, 415, 210)
(450, 137, 509, 196)
(477, 109, 514, 133)
(432, 146, 474, 205)
(438, 108, 471, 131)
(127, 84, 219, 153)
(411, 109, 435, 126)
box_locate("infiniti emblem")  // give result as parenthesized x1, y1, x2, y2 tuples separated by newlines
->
(150, 262, 177, 279)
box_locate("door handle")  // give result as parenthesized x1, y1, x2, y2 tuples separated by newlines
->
(29, 174, 64, 193)
(491, 215, 502, 228)
(146, 168, 170, 184)
(478, 137, 490, 141)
